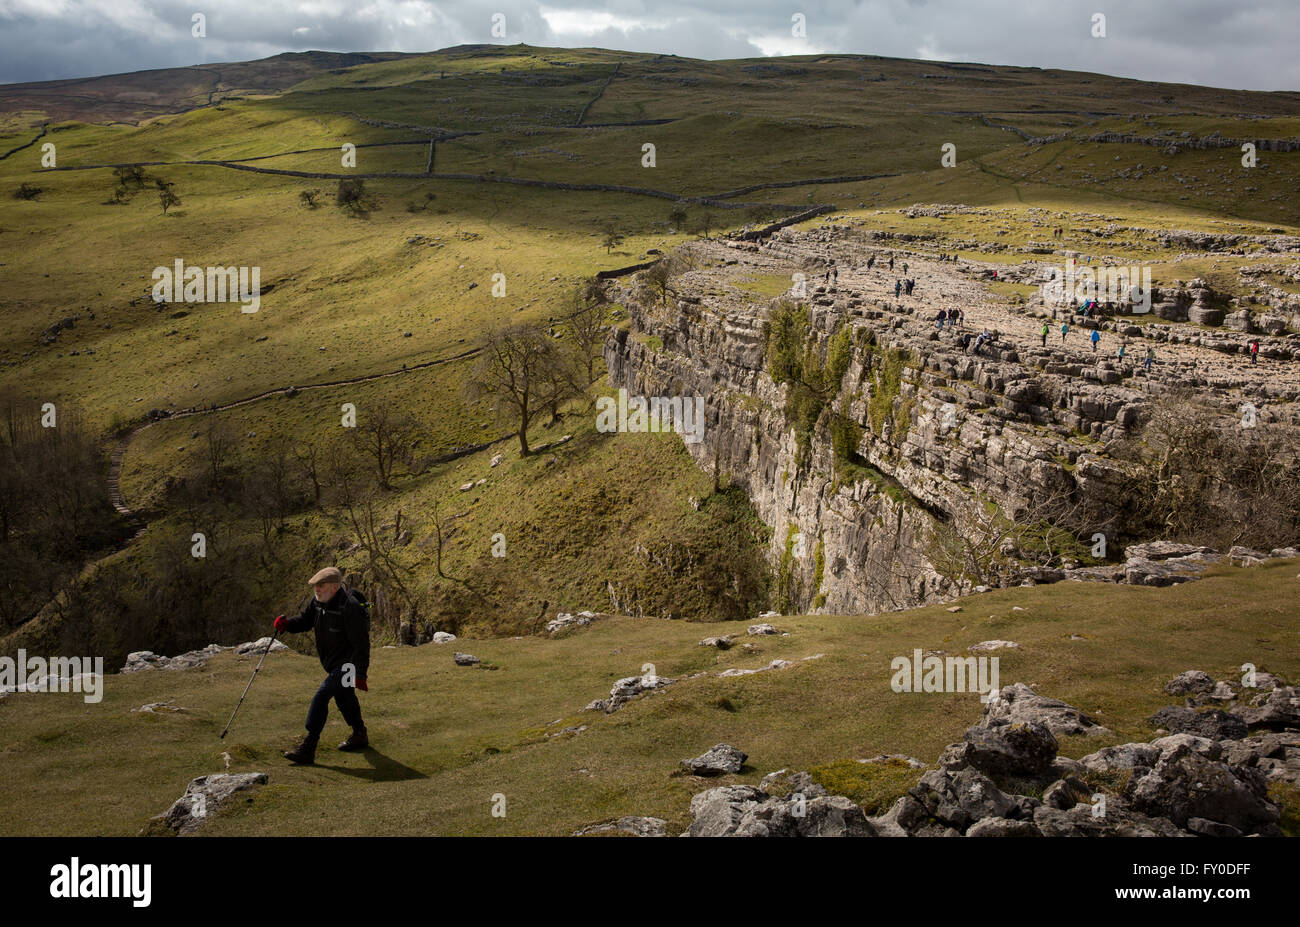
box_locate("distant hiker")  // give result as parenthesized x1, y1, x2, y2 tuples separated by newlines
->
(1040, 322, 1049, 346)
(276, 567, 371, 765)
(1144, 346, 1154, 371)
(894, 280, 901, 297)
(906, 279, 915, 296)
(832, 267, 838, 284)
(1090, 328, 1101, 352)
(936, 309, 946, 329)
(889, 256, 895, 272)
(958, 308, 965, 327)
(1118, 342, 1127, 364)
(902, 262, 909, 275)
(1250, 340, 1259, 364)
(1061, 322, 1069, 343)
(961, 332, 972, 352)
(867, 255, 875, 270)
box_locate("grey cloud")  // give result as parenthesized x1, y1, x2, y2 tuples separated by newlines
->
(0, 0, 1293, 90)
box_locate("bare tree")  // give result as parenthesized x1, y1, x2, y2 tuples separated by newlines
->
(639, 254, 683, 306)
(354, 401, 418, 490)
(563, 278, 612, 387)
(467, 324, 555, 456)
(203, 416, 236, 493)
(600, 220, 624, 255)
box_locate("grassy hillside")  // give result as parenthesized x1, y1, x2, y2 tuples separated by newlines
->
(0, 558, 1295, 835)
(1, 43, 1298, 701)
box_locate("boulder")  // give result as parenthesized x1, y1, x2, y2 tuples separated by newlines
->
(685, 784, 874, 837)
(453, 652, 481, 666)
(1124, 541, 1216, 561)
(909, 767, 1018, 832)
(1236, 685, 1300, 731)
(149, 773, 268, 835)
(982, 682, 1110, 736)
(1164, 670, 1215, 696)
(1123, 554, 1217, 586)
(1129, 744, 1280, 835)
(1079, 742, 1160, 774)
(966, 816, 1042, 837)
(686, 785, 766, 836)
(1220, 732, 1300, 786)
(1042, 776, 1092, 810)
(966, 640, 1021, 653)
(682, 743, 748, 776)
(1148, 706, 1247, 740)
(235, 637, 289, 656)
(573, 816, 668, 837)
(946, 720, 1059, 777)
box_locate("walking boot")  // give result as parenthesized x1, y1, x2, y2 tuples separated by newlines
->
(338, 725, 369, 751)
(282, 733, 318, 764)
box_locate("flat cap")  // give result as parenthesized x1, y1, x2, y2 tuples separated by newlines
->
(308, 566, 342, 585)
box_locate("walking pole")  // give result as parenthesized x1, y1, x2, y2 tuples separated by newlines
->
(220, 628, 280, 740)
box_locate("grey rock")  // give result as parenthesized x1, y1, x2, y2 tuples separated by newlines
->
(966, 816, 1043, 837)
(951, 720, 1059, 777)
(1079, 742, 1160, 774)
(1129, 744, 1279, 835)
(982, 682, 1110, 736)
(1148, 706, 1247, 740)
(859, 754, 927, 769)
(1164, 670, 1215, 696)
(687, 785, 766, 836)
(682, 743, 748, 776)
(1186, 817, 1242, 838)
(909, 767, 1017, 832)
(1151, 732, 1222, 761)
(1236, 685, 1300, 731)
(1042, 776, 1092, 810)
(151, 773, 268, 835)
(453, 652, 481, 666)
(573, 816, 668, 837)
(235, 637, 289, 656)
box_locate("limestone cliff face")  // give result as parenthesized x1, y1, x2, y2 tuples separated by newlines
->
(604, 231, 1294, 617)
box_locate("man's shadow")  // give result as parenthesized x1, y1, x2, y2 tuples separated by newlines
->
(315, 748, 427, 782)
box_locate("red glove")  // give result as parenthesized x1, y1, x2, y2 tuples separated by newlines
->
(273, 615, 287, 633)
(356, 678, 368, 692)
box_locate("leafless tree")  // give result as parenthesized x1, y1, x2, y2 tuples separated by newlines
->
(354, 400, 418, 490)
(467, 324, 556, 456)
(563, 277, 612, 387)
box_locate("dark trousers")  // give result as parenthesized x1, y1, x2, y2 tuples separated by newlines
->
(305, 669, 363, 736)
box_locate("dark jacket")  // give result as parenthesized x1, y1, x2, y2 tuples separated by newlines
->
(285, 587, 370, 679)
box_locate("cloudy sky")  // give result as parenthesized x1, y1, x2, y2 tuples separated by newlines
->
(1, 0, 1295, 91)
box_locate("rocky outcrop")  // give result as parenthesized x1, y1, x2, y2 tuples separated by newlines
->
(573, 816, 669, 837)
(682, 743, 748, 776)
(146, 773, 268, 835)
(605, 231, 1300, 617)
(121, 637, 288, 673)
(678, 675, 1295, 836)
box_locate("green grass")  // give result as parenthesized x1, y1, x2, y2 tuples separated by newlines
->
(0, 557, 1295, 835)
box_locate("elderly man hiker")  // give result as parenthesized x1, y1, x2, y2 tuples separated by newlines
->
(275, 567, 371, 764)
